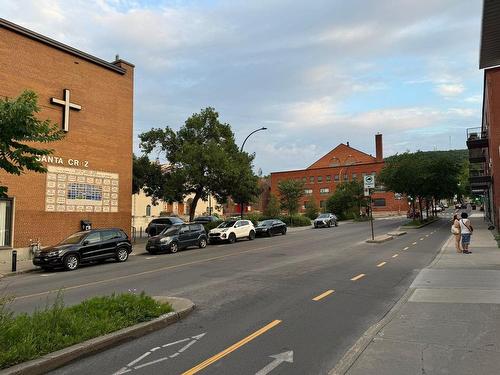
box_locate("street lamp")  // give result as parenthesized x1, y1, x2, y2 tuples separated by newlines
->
(239, 127, 267, 218)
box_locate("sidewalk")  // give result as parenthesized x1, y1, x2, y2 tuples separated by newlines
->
(334, 214, 500, 375)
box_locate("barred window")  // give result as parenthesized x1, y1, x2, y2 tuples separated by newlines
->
(67, 183, 102, 201)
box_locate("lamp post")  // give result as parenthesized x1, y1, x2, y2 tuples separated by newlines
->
(239, 127, 267, 218)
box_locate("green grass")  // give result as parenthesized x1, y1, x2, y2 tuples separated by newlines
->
(0, 292, 172, 369)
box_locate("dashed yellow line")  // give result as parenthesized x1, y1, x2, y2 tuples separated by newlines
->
(392, 254, 399, 258)
(182, 320, 282, 375)
(403, 247, 409, 251)
(312, 290, 335, 301)
(376, 262, 387, 267)
(351, 273, 366, 281)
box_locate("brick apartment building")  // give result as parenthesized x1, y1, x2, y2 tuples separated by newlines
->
(467, 1, 500, 229)
(0, 19, 134, 252)
(270, 134, 401, 216)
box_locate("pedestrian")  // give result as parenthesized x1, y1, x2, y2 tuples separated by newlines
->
(451, 214, 461, 253)
(459, 212, 473, 254)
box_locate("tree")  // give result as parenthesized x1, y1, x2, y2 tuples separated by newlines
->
(326, 181, 367, 219)
(304, 196, 319, 220)
(278, 179, 304, 215)
(140, 107, 257, 221)
(264, 193, 281, 217)
(0, 90, 65, 197)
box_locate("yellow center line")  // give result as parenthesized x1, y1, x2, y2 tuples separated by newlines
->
(182, 320, 282, 375)
(392, 254, 399, 258)
(403, 247, 409, 251)
(351, 273, 366, 281)
(376, 262, 386, 267)
(312, 289, 335, 301)
(412, 242, 417, 245)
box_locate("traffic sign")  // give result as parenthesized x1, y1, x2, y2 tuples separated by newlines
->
(364, 175, 375, 189)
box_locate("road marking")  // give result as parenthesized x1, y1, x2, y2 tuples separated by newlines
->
(255, 351, 294, 375)
(376, 262, 386, 267)
(425, 234, 429, 237)
(403, 247, 409, 251)
(392, 254, 399, 258)
(420, 237, 424, 241)
(412, 242, 417, 245)
(146, 257, 156, 260)
(182, 320, 281, 375)
(13, 242, 289, 301)
(113, 333, 206, 375)
(312, 290, 334, 301)
(351, 273, 366, 281)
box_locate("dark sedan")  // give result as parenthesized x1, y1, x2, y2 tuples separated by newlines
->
(33, 228, 132, 271)
(255, 219, 287, 237)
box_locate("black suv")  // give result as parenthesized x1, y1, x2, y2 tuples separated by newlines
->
(33, 228, 132, 271)
(146, 223, 207, 254)
(146, 217, 184, 236)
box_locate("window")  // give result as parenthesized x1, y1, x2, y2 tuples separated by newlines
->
(304, 189, 313, 195)
(344, 174, 348, 181)
(179, 225, 189, 234)
(67, 183, 102, 201)
(352, 173, 357, 180)
(102, 230, 120, 241)
(309, 176, 315, 183)
(303, 201, 308, 209)
(302, 177, 307, 183)
(146, 204, 151, 217)
(317, 176, 323, 183)
(326, 175, 331, 182)
(334, 175, 339, 182)
(85, 232, 101, 244)
(0, 198, 13, 247)
(242, 220, 250, 226)
(189, 224, 203, 231)
(320, 188, 330, 194)
(373, 198, 386, 207)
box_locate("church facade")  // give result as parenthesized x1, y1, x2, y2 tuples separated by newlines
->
(0, 19, 134, 252)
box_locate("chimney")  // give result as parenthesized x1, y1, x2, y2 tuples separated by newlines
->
(346, 141, 350, 147)
(375, 133, 383, 162)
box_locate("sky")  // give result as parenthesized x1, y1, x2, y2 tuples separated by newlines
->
(1, 0, 484, 174)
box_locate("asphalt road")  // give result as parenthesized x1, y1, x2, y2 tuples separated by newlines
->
(2, 216, 451, 375)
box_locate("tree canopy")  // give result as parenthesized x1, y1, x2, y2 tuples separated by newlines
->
(278, 179, 304, 215)
(326, 180, 367, 219)
(139, 107, 258, 221)
(0, 90, 65, 197)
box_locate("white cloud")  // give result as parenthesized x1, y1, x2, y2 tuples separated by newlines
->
(435, 83, 465, 97)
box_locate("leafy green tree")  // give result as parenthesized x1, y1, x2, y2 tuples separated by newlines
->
(304, 196, 319, 220)
(0, 90, 65, 197)
(326, 181, 367, 219)
(139, 107, 257, 221)
(264, 193, 281, 217)
(278, 179, 304, 215)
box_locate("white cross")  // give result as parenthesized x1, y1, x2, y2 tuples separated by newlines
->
(51, 89, 82, 132)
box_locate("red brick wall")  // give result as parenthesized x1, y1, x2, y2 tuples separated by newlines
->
(486, 68, 500, 228)
(0, 27, 134, 248)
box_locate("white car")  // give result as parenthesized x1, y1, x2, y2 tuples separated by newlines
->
(208, 219, 256, 244)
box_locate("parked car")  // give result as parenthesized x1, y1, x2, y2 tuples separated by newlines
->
(314, 213, 338, 228)
(454, 203, 461, 209)
(193, 216, 219, 223)
(442, 202, 449, 208)
(255, 219, 287, 237)
(146, 217, 184, 237)
(146, 223, 207, 254)
(33, 228, 132, 271)
(432, 206, 443, 212)
(208, 219, 256, 244)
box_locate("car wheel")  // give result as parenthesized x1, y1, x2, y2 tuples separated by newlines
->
(63, 254, 79, 271)
(116, 247, 129, 262)
(282, 228, 287, 235)
(334, 221, 338, 227)
(248, 230, 256, 240)
(228, 233, 236, 244)
(199, 238, 207, 249)
(170, 242, 179, 253)
(147, 249, 157, 255)
(327, 222, 331, 228)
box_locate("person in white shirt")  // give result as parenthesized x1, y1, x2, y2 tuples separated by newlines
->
(459, 212, 473, 254)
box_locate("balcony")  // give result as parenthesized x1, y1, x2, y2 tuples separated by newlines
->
(466, 127, 489, 149)
(469, 169, 491, 190)
(468, 147, 487, 163)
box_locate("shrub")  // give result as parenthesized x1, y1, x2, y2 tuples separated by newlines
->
(202, 220, 224, 233)
(304, 198, 319, 220)
(279, 215, 311, 227)
(0, 292, 172, 369)
(264, 194, 281, 217)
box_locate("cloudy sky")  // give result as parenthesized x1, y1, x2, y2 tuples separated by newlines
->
(2, 0, 484, 174)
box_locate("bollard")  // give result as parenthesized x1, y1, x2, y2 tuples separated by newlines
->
(11, 250, 17, 273)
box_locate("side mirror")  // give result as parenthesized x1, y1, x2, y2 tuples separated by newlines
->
(82, 240, 89, 246)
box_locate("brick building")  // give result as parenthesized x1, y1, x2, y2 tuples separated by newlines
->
(0, 19, 134, 253)
(270, 134, 402, 216)
(467, 0, 500, 229)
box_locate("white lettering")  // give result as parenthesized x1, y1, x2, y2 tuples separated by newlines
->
(84, 160, 89, 168)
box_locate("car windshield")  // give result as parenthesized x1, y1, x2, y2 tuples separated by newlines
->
(258, 220, 274, 226)
(59, 232, 87, 245)
(318, 214, 330, 218)
(169, 217, 184, 224)
(218, 221, 236, 228)
(162, 226, 181, 236)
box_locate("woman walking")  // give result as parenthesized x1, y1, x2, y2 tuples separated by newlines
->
(459, 212, 473, 254)
(452, 214, 462, 253)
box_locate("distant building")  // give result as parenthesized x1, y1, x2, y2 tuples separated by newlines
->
(270, 134, 401, 216)
(467, 0, 500, 228)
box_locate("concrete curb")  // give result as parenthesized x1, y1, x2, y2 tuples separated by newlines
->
(365, 235, 393, 243)
(0, 297, 195, 375)
(330, 227, 450, 375)
(401, 217, 440, 229)
(0, 267, 39, 280)
(387, 231, 406, 237)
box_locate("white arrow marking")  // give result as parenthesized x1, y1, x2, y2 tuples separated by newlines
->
(255, 351, 294, 375)
(112, 333, 206, 375)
